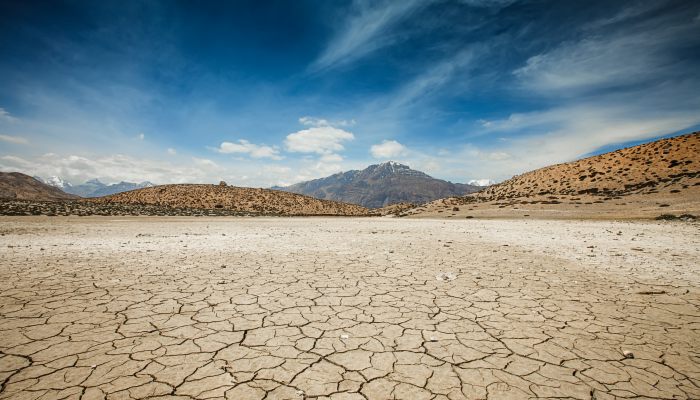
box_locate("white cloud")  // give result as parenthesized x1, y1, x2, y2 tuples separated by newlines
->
(0, 134, 28, 145)
(513, 9, 699, 94)
(285, 126, 354, 155)
(370, 140, 408, 158)
(468, 179, 495, 186)
(486, 151, 510, 161)
(0, 108, 18, 123)
(216, 140, 282, 160)
(299, 116, 329, 127)
(192, 157, 218, 168)
(320, 153, 344, 163)
(387, 47, 477, 109)
(167, 148, 177, 155)
(312, 0, 426, 70)
(461, 100, 700, 181)
(137, 133, 145, 140)
(299, 116, 356, 127)
(0, 153, 225, 186)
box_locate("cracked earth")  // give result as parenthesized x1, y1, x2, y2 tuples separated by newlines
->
(0, 217, 699, 400)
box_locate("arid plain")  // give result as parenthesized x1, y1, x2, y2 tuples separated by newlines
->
(1, 216, 698, 400)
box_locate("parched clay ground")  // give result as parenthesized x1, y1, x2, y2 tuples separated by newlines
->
(0, 217, 699, 400)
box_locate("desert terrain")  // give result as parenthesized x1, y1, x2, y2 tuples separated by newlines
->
(1, 216, 699, 399)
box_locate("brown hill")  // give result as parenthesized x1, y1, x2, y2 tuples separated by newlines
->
(0, 172, 79, 201)
(407, 132, 700, 219)
(86, 184, 370, 216)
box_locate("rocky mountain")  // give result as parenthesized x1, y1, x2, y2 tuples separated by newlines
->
(0, 172, 79, 201)
(87, 184, 370, 216)
(277, 161, 481, 208)
(37, 176, 154, 197)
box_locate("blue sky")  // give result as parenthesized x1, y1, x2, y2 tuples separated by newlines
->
(0, 0, 699, 186)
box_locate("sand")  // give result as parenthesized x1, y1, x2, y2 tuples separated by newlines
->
(0, 216, 699, 399)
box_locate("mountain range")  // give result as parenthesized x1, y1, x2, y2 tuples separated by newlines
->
(35, 176, 155, 197)
(275, 161, 483, 208)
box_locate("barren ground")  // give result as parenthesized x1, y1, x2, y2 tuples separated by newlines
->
(0, 217, 699, 400)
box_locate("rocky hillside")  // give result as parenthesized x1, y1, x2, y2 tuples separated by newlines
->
(278, 161, 481, 208)
(0, 172, 79, 201)
(405, 132, 700, 219)
(86, 184, 370, 216)
(472, 131, 699, 201)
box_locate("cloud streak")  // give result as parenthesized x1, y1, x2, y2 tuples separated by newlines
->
(312, 0, 426, 71)
(0, 134, 28, 145)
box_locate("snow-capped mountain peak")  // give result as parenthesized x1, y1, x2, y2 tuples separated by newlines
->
(34, 176, 156, 197)
(468, 179, 495, 186)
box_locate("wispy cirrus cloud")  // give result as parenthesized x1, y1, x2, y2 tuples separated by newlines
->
(0, 108, 18, 122)
(514, 3, 700, 95)
(311, 0, 426, 71)
(0, 134, 28, 145)
(389, 48, 478, 109)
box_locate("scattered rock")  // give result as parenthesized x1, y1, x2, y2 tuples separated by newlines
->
(622, 350, 634, 359)
(435, 272, 457, 282)
(636, 290, 666, 295)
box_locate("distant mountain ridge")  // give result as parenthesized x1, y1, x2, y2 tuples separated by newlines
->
(36, 176, 154, 197)
(276, 161, 483, 208)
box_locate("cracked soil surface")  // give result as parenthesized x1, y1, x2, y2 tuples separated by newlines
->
(0, 217, 699, 399)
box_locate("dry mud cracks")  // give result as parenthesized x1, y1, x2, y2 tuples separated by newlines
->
(0, 217, 699, 400)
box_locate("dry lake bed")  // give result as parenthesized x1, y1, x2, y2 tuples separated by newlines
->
(0, 216, 699, 400)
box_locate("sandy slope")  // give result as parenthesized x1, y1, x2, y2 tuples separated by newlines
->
(1, 217, 698, 399)
(409, 132, 700, 219)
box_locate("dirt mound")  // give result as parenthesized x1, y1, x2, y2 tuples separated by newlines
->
(86, 184, 370, 216)
(0, 172, 78, 201)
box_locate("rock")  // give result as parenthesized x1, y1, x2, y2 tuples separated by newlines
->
(219, 181, 227, 186)
(622, 350, 634, 359)
(435, 272, 457, 282)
